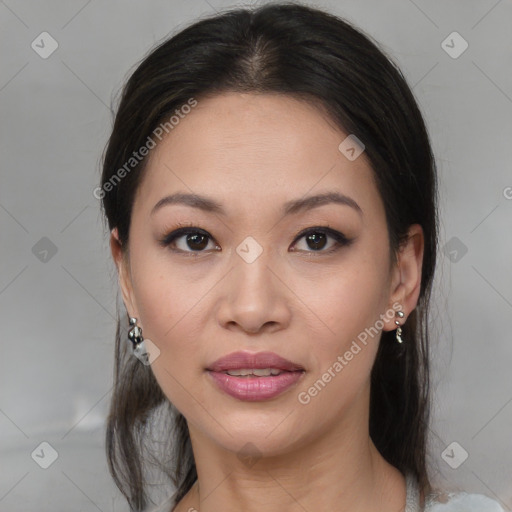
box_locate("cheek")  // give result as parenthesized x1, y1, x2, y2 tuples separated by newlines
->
(300, 250, 390, 352)
(134, 271, 206, 412)
(292, 245, 391, 397)
(293, 271, 387, 419)
(130, 239, 208, 336)
(129, 252, 207, 376)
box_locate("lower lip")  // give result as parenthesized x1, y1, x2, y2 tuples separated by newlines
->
(206, 370, 305, 401)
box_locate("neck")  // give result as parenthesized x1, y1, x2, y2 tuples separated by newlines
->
(177, 386, 406, 512)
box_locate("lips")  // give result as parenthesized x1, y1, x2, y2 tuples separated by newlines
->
(206, 351, 304, 373)
(205, 351, 305, 401)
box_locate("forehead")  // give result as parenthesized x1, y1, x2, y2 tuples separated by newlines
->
(134, 92, 379, 219)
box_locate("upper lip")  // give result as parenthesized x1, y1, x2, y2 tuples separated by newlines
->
(206, 351, 304, 372)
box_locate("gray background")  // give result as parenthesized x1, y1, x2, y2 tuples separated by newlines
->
(1, 0, 511, 510)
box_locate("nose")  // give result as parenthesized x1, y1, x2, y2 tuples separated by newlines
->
(216, 249, 292, 335)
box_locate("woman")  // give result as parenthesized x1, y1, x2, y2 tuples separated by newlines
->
(100, 3, 505, 511)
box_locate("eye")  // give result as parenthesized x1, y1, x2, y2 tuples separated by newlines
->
(158, 223, 219, 255)
(290, 226, 352, 254)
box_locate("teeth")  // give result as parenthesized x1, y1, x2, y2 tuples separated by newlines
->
(225, 368, 283, 377)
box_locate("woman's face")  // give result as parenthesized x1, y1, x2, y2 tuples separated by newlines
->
(113, 92, 408, 457)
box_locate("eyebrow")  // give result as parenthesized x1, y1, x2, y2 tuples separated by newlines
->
(150, 191, 362, 217)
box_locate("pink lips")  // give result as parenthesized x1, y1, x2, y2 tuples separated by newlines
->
(206, 351, 305, 401)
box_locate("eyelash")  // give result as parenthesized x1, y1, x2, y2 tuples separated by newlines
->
(158, 222, 352, 257)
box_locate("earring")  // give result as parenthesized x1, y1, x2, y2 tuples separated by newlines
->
(395, 310, 405, 343)
(128, 317, 148, 362)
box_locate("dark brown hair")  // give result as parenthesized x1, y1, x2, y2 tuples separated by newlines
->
(100, 2, 438, 510)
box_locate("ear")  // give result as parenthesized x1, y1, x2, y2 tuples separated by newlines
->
(110, 227, 138, 319)
(382, 223, 424, 332)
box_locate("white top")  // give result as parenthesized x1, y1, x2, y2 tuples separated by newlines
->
(405, 471, 505, 511)
(426, 493, 506, 512)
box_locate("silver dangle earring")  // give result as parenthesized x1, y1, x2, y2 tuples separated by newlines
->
(395, 310, 405, 344)
(128, 317, 148, 362)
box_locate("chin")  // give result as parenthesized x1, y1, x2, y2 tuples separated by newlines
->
(191, 406, 308, 457)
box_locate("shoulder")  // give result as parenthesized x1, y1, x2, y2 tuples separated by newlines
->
(425, 491, 505, 511)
